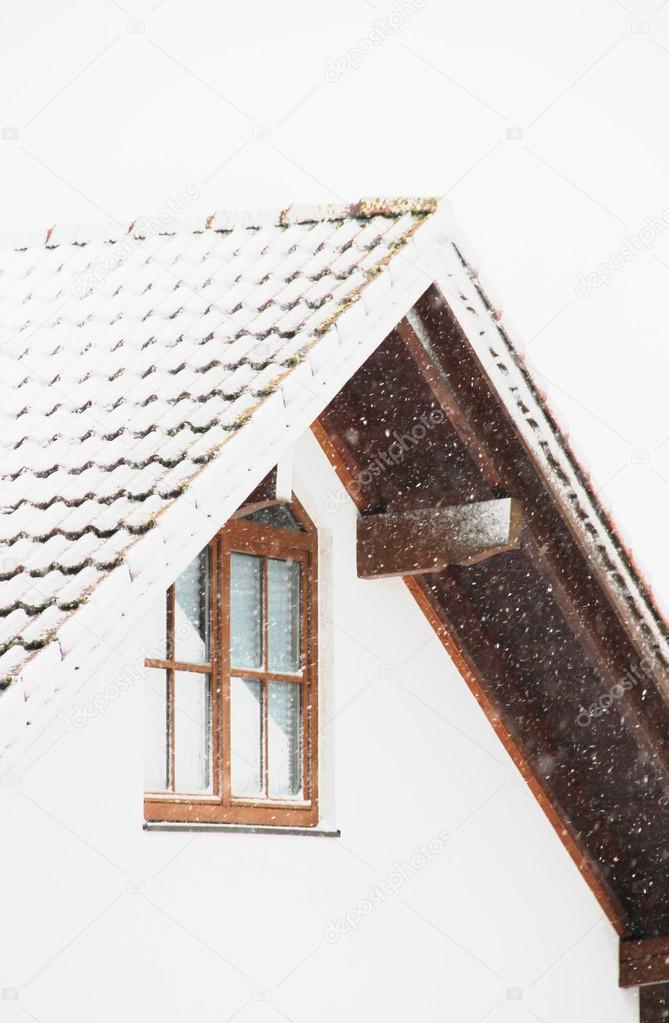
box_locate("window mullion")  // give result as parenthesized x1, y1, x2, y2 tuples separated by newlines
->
(262, 557, 270, 797)
(167, 667, 176, 792)
(166, 587, 176, 792)
(166, 586, 175, 660)
(220, 536, 232, 810)
(262, 678, 269, 799)
(146, 658, 213, 673)
(300, 556, 309, 801)
(227, 666, 304, 683)
(210, 537, 219, 801)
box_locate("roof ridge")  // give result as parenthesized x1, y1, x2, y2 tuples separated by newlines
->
(1, 196, 440, 253)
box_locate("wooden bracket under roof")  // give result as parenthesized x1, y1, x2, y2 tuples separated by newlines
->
(356, 498, 523, 579)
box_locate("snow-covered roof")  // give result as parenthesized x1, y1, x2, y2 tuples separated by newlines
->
(1, 194, 667, 778)
(0, 197, 448, 763)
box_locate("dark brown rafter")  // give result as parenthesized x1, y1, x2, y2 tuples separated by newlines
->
(403, 572, 630, 933)
(621, 937, 669, 987)
(313, 423, 630, 936)
(313, 288, 669, 948)
(640, 984, 669, 1023)
(397, 311, 669, 800)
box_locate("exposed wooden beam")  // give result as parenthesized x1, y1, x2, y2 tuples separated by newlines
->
(621, 937, 669, 988)
(314, 343, 633, 936)
(231, 454, 293, 518)
(401, 304, 669, 808)
(356, 499, 522, 579)
(640, 984, 669, 1022)
(315, 409, 630, 934)
(405, 573, 630, 935)
(316, 304, 669, 937)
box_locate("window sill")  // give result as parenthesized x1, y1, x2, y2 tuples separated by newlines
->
(143, 821, 341, 837)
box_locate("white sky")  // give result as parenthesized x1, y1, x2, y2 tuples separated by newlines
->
(1, 0, 668, 612)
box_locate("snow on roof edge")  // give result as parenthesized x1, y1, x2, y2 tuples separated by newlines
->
(0, 214, 443, 769)
(1, 197, 443, 252)
(424, 246, 669, 694)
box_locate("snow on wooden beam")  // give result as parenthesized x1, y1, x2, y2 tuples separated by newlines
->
(231, 454, 293, 518)
(620, 937, 669, 988)
(640, 984, 669, 1022)
(356, 498, 523, 579)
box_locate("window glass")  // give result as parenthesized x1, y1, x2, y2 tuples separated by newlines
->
(174, 549, 210, 664)
(144, 672, 168, 792)
(268, 682, 302, 799)
(174, 671, 212, 793)
(230, 553, 263, 669)
(145, 496, 317, 825)
(231, 677, 263, 797)
(268, 558, 301, 673)
(240, 504, 303, 530)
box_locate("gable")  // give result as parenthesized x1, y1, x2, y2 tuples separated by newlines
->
(0, 196, 667, 968)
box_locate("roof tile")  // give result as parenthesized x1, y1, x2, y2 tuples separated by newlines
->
(0, 198, 439, 713)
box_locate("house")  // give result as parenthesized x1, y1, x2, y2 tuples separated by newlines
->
(0, 198, 666, 1022)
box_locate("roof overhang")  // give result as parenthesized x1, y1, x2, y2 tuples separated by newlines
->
(0, 204, 447, 767)
(313, 278, 669, 951)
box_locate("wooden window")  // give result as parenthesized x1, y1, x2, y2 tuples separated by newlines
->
(144, 498, 319, 827)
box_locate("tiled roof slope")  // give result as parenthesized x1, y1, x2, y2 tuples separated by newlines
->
(0, 197, 443, 756)
(2, 196, 667, 769)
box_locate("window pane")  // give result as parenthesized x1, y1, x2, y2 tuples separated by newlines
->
(230, 677, 263, 797)
(144, 671, 169, 791)
(268, 682, 302, 799)
(230, 553, 262, 669)
(241, 504, 303, 530)
(174, 548, 210, 664)
(268, 558, 301, 673)
(174, 671, 212, 793)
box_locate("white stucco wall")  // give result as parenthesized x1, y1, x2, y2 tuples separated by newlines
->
(0, 430, 638, 1023)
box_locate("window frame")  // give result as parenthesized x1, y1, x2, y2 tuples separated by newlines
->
(144, 497, 319, 828)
